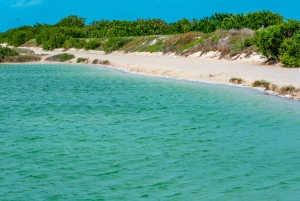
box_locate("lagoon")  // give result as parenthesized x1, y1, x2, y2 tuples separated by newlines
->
(0, 64, 299, 200)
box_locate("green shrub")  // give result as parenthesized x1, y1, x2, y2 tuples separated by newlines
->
(6, 29, 35, 47)
(278, 33, 300, 67)
(254, 20, 300, 60)
(229, 41, 243, 57)
(102, 37, 133, 53)
(91, 59, 110, 65)
(42, 34, 67, 51)
(0, 47, 19, 58)
(242, 37, 254, 48)
(254, 25, 282, 59)
(45, 53, 75, 62)
(211, 35, 220, 42)
(56, 15, 86, 27)
(77, 57, 88, 63)
(2, 55, 41, 63)
(84, 39, 101, 50)
(102, 60, 110, 65)
(92, 59, 99, 64)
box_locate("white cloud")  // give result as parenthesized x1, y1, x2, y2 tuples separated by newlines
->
(11, 0, 43, 7)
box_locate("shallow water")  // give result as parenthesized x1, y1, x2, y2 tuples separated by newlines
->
(0, 64, 300, 200)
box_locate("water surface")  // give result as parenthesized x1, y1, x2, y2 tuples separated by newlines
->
(0, 64, 299, 200)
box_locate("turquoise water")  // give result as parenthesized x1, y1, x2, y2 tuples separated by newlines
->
(0, 64, 300, 200)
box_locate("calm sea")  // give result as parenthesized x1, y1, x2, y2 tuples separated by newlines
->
(0, 64, 299, 200)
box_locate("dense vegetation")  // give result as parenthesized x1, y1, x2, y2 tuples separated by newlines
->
(0, 46, 41, 63)
(1, 11, 300, 67)
(0, 46, 19, 60)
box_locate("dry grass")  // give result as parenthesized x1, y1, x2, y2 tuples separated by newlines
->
(278, 85, 299, 95)
(252, 80, 270, 90)
(121, 33, 203, 54)
(12, 48, 34, 54)
(229, 77, 244, 84)
(20, 39, 39, 47)
(252, 80, 300, 96)
(181, 28, 256, 59)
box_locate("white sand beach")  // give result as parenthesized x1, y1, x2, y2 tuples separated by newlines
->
(25, 47, 300, 99)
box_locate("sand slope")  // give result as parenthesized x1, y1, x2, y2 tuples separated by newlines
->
(29, 48, 300, 89)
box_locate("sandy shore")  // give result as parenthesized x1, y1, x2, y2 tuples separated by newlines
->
(21, 47, 300, 99)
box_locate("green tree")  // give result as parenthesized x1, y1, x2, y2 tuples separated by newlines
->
(254, 20, 300, 59)
(254, 25, 282, 59)
(278, 33, 300, 67)
(56, 15, 86, 27)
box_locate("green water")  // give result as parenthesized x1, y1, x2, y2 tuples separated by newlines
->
(0, 64, 300, 200)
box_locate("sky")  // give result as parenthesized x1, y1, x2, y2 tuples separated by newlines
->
(1, 0, 300, 32)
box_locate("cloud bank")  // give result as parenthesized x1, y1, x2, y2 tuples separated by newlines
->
(11, 0, 43, 7)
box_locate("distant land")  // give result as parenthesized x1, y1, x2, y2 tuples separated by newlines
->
(1, 11, 300, 99)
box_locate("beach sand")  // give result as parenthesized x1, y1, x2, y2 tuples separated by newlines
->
(24, 47, 300, 99)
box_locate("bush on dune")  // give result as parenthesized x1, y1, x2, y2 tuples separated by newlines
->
(0, 47, 19, 62)
(2, 55, 41, 63)
(45, 53, 75, 62)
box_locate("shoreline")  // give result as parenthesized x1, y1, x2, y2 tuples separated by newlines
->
(4, 47, 300, 100)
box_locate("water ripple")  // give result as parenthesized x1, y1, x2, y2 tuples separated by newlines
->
(0, 64, 300, 200)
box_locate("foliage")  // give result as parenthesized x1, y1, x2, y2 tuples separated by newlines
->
(254, 20, 300, 60)
(220, 11, 283, 30)
(84, 39, 101, 50)
(92, 59, 110, 65)
(2, 55, 41, 63)
(0, 11, 284, 49)
(102, 37, 133, 53)
(0, 46, 40, 63)
(229, 41, 244, 57)
(102, 60, 110, 65)
(166, 18, 192, 34)
(0, 12, 299, 66)
(0, 26, 35, 47)
(174, 37, 203, 54)
(0, 47, 19, 58)
(77, 57, 88, 63)
(254, 25, 282, 60)
(63, 38, 86, 49)
(191, 11, 283, 33)
(92, 59, 99, 64)
(278, 33, 300, 67)
(56, 15, 86, 27)
(178, 29, 256, 58)
(45, 53, 75, 62)
(12, 47, 34, 54)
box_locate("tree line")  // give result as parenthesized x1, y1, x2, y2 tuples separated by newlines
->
(0, 11, 300, 67)
(0, 11, 283, 48)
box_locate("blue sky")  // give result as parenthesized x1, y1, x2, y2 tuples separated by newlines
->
(1, 0, 300, 32)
